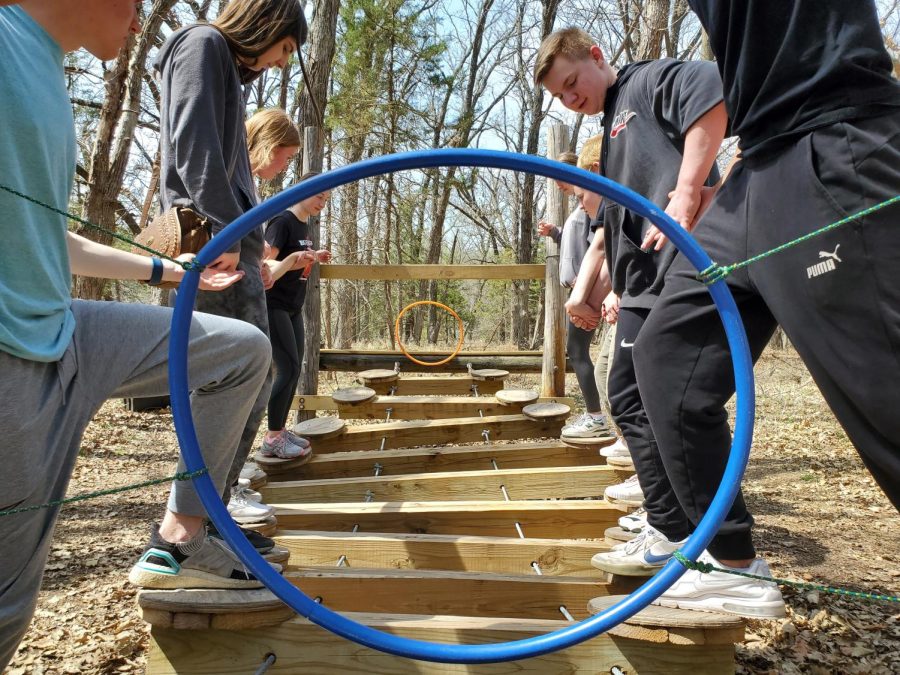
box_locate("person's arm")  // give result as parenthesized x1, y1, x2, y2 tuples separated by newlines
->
(537, 220, 562, 242)
(265, 251, 311, 282)
(642, 101, 728, 251)
(66, 232, 243, 290)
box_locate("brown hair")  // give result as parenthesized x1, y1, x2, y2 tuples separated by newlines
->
(246, 108, 301, 173)
(577, 134, 603, 171)
(212, 0, 307, 64)
(555, 151, 578, 166)
(534, 27, 594, 85)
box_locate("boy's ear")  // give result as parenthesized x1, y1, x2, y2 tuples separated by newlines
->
(589, 44, 605, 66)
(591, 161, 600, 173)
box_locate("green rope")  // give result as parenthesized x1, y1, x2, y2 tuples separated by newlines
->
(673, 551, 900, 604)
(697, 195, 900, 285)
(0, 468, 209, 517)
(0, 182, 204, 272)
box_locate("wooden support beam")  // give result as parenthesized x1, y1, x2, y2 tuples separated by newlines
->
(148, 613, 738, 674)
(271, 440, 607, 480)
(363, 375, 503, 396)
(288, 395, 576, 419)
(303, 414, 565, 453)
(319, 264, 545, 280)
(286, 568, 639, 620)
(273, 531, 607, 577)
(262, 465, 625, 503)
(319, 349, 572, 373)
(273, 499, 622, 538)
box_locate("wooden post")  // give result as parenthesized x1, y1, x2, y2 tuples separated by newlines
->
(297, 126, 325, 423)
(541, 124, 569, 397)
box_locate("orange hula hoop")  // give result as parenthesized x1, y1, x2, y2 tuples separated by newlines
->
(394, 300, 465, 367)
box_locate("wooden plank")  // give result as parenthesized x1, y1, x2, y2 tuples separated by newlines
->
(320, 350, 572, 374)
(319, 264, 546, 280)
(290, 394, 574, 416)
(273, 500, 622, 538)
(542, 124, 569, 398)
(262, 465, 625, 503)
(274, 531, 608, 577)
(286, 568, 640, 620)
(277, 441, 605, 480)
(365, 376, 503, 396)
(306, 414, 565, 453)
(148, 613, 738, 674)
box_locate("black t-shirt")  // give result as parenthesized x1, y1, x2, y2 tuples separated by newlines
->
(689, 0, 900, 161)
(601, 59, 722, 309)
(264, 210, 311, 312)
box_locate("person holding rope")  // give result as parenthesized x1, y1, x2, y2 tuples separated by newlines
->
(535, 27, 728, 576)
(629, 0, 900, 617)
(0, 1, 276, 668)
(155, 0, 309, 550)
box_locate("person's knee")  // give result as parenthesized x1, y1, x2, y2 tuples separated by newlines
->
(231, 320, 272, 374)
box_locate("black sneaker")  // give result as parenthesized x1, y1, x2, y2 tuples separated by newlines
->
(208, 521, 275, 554)
(128, 524, 265, 590)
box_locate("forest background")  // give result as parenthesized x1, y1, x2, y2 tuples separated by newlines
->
(67, 0, 900, 353)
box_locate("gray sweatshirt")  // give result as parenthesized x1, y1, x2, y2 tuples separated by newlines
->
(558, 206, 592, 288)
(155, 25, 261, 261)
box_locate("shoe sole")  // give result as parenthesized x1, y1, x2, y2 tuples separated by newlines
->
(653, 595, 786, 619)
(562, 432, 616, 440)
(258, 449, 313, 464)
(605, 494, 643, 507)
(590, 555, 664, 576)
(229, 512, 276, 524)
(128, 566, 264, 590)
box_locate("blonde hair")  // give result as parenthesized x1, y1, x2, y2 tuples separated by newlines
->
(555, 151, 578, 166)
(246, 108, 301, 173)
(534, 27, 594, 85)
(577, 134, 603, 171)
(212, 0, 307, 64)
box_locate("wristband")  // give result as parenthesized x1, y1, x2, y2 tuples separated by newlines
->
(147, 257, 164, 286)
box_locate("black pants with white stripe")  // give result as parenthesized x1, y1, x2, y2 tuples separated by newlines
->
(636, 112, 900, 560)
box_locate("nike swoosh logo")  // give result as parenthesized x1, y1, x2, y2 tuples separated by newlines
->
(643, 551, 673, 564)
(620, 340, 634, 348)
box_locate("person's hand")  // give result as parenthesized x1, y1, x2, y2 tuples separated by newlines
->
(537, 220, 556, 237)
(316, 248, 332, 263)
(290, 250, 317, 270)
(260, 259, 274, 290)
(565, 297, 601, 331)
(210, 250, 241, 272)
(601, 291, 619, 325)
(175, 254, 244, 291)
(642, 184, 703, 251)
(263, 240, 274, 261)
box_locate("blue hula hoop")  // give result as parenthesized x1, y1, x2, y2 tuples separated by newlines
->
(169, 149, 754, 664)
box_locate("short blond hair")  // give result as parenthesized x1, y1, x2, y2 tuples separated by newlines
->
(246, 108, 301, 173)
(555, 151, 578, 166)
(577, 134, 603, 171)
(534, 27, 594, 85)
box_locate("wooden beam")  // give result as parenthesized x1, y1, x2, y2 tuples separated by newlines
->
(542, 124, 569, 397)
(363, 375, 503, 396)
(273, 500, 622, 538)
(273, 531, 607, 577)
(301, 414, 565, 453)
(148, 613, 738, 674)
(319, 264, 545, 280)
(270, 440, 605, 480)
(262, 465, 625, 503)
(286, 568, 639, 620)
(288, 395, 576, 419)
(319, 349, 573, 373)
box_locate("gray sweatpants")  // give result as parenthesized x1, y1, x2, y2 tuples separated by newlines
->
(0, 300, 270, 669)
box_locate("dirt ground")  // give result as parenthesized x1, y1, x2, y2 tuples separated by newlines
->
(5, 348, 899, 674)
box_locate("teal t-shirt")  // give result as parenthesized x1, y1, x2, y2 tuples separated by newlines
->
(0, 6, 77, 361)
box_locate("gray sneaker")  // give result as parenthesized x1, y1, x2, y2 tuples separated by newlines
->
(260, 430, 312, 461)
(128, 525, 278, 590)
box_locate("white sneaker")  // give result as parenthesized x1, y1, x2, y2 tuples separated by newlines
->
(604, 474, 644, 506)
(227, 486, 274, 524)
(618, 506, 647, 533)
(600, 437, 630, 458)
(239, 461, 265, 483)
(654, 551, 786, 618)
(235, 478, 263, 502)
(562, 413, 613, 439)
(591, 526, 685, 576)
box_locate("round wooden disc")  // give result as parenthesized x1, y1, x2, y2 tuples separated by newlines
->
(522, 402, 571, 420)
(263, 545, 290, 566)
(560, 433, 617, 447)
(137, 588, 295, 630)
(239, 515, 277, 537)
(607, 454, 636, 470)
(494, 389, 539, 405)
(469, 368, 510, 381)
(292, 416, 346, 439)
(588, 595, 745, 633)
(358, 368, 399, 383)
(248, 473, 267, 491)
(332, 386, 377, 405)
(604, 525, 638, 544)
(253, 451, 312, 473)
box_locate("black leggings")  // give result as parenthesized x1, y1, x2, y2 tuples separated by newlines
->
(267, 306, 304, 431)
(566, 318, 600, 412)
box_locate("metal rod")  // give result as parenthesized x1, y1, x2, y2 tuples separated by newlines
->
(481, 429, 490, 442)
(513, 521, 525, 539)
(385, 407, 393, 421)
(253, 653, 277, 675)
(558, 606, 575, 622)
(373, 462, 383, 477)
(531, 561, 543, 575)
(499, 484, 511, 502)
(471, 383, 480, 397)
